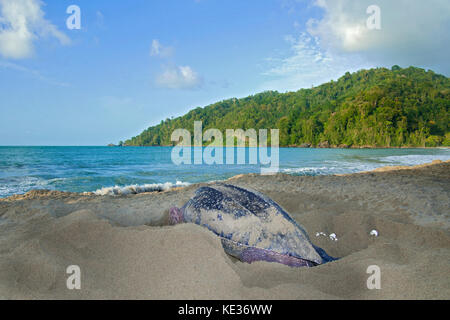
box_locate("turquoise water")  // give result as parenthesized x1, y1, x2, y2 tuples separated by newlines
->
(0, 146, 449, 197)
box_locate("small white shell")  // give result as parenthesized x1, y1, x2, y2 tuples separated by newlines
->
(370, 230, 379, 237)
(329, 233, 338, 241)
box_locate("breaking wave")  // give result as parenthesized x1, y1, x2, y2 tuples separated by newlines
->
(281, 167, 332, 175)
(0, 176, 54, 198)
(93, 181, 191, 196)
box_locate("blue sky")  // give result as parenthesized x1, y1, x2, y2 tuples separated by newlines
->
(1, 0, 449, 145)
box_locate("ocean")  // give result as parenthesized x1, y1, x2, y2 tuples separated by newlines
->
(0, 146, 449, 198)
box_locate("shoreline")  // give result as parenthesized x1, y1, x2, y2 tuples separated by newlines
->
(1, 160, 449, 201)
(337, 159, 450, 175)
(116, 144, 449, 149)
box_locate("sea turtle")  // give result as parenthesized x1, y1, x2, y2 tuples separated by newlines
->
(169, 183, 336, 267)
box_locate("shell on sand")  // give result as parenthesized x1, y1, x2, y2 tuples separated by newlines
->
(181, 183, 330, 265)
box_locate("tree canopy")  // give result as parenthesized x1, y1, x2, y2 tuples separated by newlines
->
(124, 66, 450, 148)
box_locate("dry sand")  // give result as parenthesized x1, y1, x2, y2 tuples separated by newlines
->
(0, 160, 449, 299)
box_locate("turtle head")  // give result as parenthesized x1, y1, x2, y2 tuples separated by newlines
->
(169, 207, 184, 225)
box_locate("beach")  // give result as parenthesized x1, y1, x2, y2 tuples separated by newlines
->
(0, 160, 449, 299)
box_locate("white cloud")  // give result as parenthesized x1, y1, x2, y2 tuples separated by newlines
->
(0, 0, 70, 59)
(150, 39, 173, 58)
(263, 0, 450, 91)
(0, 60, 70, 86)
(307, 0, 450, 73)
(150, 39, 202, 89)
(262, 33, 369, 91)
(156, 65, 202, 89)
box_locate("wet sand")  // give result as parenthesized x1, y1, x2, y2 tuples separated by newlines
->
(0, 160, 449, 299)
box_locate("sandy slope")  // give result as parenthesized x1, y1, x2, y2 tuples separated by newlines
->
(0, 161, 449, 299)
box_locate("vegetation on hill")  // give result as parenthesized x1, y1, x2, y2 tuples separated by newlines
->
(124, 66, 450, 147)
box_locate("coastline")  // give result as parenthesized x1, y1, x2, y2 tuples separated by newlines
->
(0, 160, 449, 299)
(117, 144, 449, 149)
(2, 146, 448, 199)
(2, 159, 449, 201)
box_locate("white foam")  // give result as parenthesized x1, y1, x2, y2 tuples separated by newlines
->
(381, 154, 450, 166)
(281, 152, 450, 177)
(281, 167, 338, 175)
(0, 176, 51, 198)
(283, 167, 328, 173)
(93, 181, 191, 196)
(281, 163, 376, 176)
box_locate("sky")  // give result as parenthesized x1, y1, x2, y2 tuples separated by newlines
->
(0, 0, 449, 146)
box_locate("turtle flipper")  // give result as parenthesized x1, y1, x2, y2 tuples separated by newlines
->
(221, 239, 316, 268)
(169, 207, 184, 225)
(312, 244, 338, 263)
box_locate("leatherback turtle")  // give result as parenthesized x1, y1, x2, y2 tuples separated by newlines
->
(169, 184, 336, 267)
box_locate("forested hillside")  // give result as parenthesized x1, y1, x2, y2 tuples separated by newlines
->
(124, 66, 450, 147)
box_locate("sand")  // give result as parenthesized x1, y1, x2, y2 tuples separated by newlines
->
(0, 160, 449, 299)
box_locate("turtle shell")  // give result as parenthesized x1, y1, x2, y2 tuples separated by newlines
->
(181, 184, 327, 265)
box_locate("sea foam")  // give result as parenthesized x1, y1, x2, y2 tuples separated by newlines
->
(381, 154, 450, 165)
(93, 181, 191, 196)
